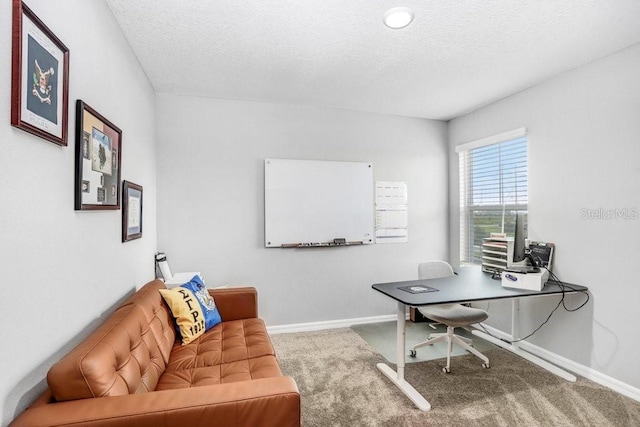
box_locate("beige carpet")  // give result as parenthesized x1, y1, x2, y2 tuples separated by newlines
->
(270, 328, 640, 427)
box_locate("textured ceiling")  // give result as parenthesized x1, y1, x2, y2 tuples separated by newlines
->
(106, 0, 640, 120)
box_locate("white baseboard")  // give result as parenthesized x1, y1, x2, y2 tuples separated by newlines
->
(479, 324, 640, 403)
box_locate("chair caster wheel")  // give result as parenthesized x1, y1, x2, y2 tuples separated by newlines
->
(409, 349, 417, 357)
(442, 367, 451, 374)
(482, 363, 490, 369)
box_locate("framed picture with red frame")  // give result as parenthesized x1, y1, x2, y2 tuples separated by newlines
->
(74, 100, 122, 210)
(11, 1, 69, 146)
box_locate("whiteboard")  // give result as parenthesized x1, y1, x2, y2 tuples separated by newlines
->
(265, 159, 374, 248)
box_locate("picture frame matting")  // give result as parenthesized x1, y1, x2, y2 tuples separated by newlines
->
(74, 100, 122, 210)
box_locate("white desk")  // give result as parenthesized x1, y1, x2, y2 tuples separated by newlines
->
(372, 267, 588, 411)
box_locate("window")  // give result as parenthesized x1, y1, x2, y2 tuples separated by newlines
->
(457, 129, 528, 264)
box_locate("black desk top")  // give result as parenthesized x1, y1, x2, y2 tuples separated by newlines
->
(372, 267, 588, 306)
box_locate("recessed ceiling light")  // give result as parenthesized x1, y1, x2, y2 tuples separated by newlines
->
(383, 7, 414, 29)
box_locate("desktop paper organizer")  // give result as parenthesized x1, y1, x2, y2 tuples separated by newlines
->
(481, 237, 514, 272)
(482, 238, 555, 273)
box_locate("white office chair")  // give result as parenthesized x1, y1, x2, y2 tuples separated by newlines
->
(410, 261, 490, 373)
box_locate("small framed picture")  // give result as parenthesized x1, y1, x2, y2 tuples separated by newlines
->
(74, 100, 122, 210)
(11, 1, 69, 146)
(122, 181, 143, 242)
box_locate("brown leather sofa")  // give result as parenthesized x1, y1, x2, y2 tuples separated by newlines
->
(11, 280, 300, 426)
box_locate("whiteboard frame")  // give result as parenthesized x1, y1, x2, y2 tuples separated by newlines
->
(264, 159, 374, 248)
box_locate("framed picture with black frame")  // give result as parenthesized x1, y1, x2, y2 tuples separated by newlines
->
(74, 100, 122, 210)
(122, 180, 143, 242)
(11, 0, 69, 146)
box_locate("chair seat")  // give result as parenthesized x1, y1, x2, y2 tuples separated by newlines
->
(413, 261, 491, 372)
(418, 304, 488, 328)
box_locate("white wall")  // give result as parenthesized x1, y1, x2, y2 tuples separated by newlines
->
(156, 95, 449, 326)
(449, 44, 640, 388)
(0, 1, 157, 425)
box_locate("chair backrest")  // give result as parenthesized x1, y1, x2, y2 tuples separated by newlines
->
(418, 261, 454, 280)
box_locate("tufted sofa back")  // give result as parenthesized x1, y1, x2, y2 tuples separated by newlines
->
(47, 281, 176, 402)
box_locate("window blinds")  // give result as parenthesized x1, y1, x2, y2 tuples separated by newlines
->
(458, 130, 528, 263)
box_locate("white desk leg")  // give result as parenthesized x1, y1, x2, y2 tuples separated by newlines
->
(377, 302, 431, 411)
(472, 297, 577, 382)
(512, 298, 521, 351)
(396, 301, 406, 379)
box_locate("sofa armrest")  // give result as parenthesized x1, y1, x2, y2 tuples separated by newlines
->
(209, 287, 258, 321)
(11, 377, 300, 427)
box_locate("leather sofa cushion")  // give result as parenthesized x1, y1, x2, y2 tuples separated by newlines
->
(156, 318, 281, 389)
(166, 319, 275, 371)
(47, 303, 169, 402)
(156, 355, 282, 389)
(118, 280, 178, 364)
